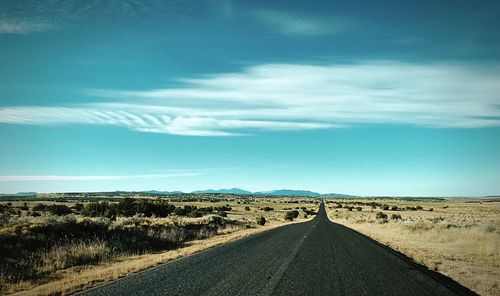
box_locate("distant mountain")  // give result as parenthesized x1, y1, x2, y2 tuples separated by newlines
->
(192, 188, 253, 195)
(16, 192, 37, 195)
(144, 190, 184, 195)
(321, 193, 358, 198)
(144, 188, 356, 198)
(258, 189, 321, 197)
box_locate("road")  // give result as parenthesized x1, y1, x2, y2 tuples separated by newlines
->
(80, 203, 476, 296)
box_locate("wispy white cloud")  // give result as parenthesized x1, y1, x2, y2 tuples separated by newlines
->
(1, 61, 499, 136)
(0, 172, 201, 182)
(0, 19, 56, 34)
(254, 9, 356, 36)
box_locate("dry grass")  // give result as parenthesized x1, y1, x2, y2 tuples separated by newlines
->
(0, 197, 317, 295)
(325, 198, 500, 296)
(9, 219, 310, 296)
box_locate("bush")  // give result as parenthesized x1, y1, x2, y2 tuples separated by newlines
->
(256, 216, 266, 225)
(356, 207, 362, 211)
(244, 206, 250, 211)
(117, 198, 137, 217)
(391, 206, 399, 211)
(285, 210, 299, 221)
(261, 206, 274, 212)
(382, 205, 390, 210)
(376, 212, 388, 219)
(73, 203, 84, 212)
(391, 214, 402, 220)
(46, 204, 72, 216)
(173, 207, 189, 216)
(217, 206, 232, 212)
(33, 203, 47, 212)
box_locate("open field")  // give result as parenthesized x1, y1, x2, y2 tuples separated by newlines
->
(325, 198, 500, 296)
(0, 193, 318, 295)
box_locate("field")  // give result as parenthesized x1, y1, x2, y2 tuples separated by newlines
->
(325, 198, 500, 296)
(0, 193, 318, 295)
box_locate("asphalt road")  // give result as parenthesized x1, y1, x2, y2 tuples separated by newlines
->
(80, 203, 476, 296)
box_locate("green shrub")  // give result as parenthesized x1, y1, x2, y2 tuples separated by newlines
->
(217, 206, 232, 212)
(173, 207, 188, 216)
(244, 206, 250, 211)
(391, 214, 402, 220)
(376, 212, 388, 219)
(256, 216, 266, 225)
(285, 210, 299, 221)
(33, 203, 47, 212)
(46, 204, 72, 216)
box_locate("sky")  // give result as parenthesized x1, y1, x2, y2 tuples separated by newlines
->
(0, 0, 499, 196)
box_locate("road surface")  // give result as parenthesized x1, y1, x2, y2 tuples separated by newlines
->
(80, 203, 476, 296)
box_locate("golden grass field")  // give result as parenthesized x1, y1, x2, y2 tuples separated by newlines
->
(0, 196, 318, 295)
(325, 198, 500, 296)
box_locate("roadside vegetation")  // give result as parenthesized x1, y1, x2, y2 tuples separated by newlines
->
(0, 193, 317, 295)
(325, 198, 500, 296)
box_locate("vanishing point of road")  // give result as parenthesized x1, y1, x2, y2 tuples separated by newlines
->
(80, 203, 476, 296)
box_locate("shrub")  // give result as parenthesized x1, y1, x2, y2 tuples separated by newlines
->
(217, 206, 232, 212)
(173, 207, 188, 216)
(33, 203, 47, 212)
(73, 203, 84, 212)
(376, 212, 388, 219)
(219, 211, 227, 217)
(82, 202, 113, 217)
(391, 206, 399, 211)
(244, 206, 250, 211)
(19, 202, 28, 211)
(391, 214, 402, 220)
(382, 205, 390, 210)
(262, 206, 274, 212)
(256, 216, 266, 225)
(356, 207, 362, 211)
(117, 198, 137, 217)
(285, 210, 299, 221)
(46, 204, 72, 216)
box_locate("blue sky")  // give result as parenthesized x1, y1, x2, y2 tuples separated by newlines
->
(0, 0, 499, 196)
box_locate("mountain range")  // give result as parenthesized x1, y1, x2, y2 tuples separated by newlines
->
(145, 188, 356, 198)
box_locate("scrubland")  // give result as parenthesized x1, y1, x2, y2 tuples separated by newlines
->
(0, 194, 317, 295)
(325, 198, 500, 296)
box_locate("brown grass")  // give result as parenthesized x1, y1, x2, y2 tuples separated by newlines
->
(1, 197, 317, 295)
(325, 198, 500, 296)
(9, 219, 309, 296)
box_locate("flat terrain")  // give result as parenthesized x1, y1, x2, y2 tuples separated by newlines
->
(80, 203, 474, 296)
(0, 195, 317, 295)
(326, 198, 499, 295)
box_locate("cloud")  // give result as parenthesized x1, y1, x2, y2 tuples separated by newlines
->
(0, 172, 201, 182)
(254, 9, 355, 36)
(0, 19, 56, 34)
(1, 61, 499, 136)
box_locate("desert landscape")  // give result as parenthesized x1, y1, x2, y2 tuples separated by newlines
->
(325, 198, 499, 296)
(0, 193, 318, 295)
